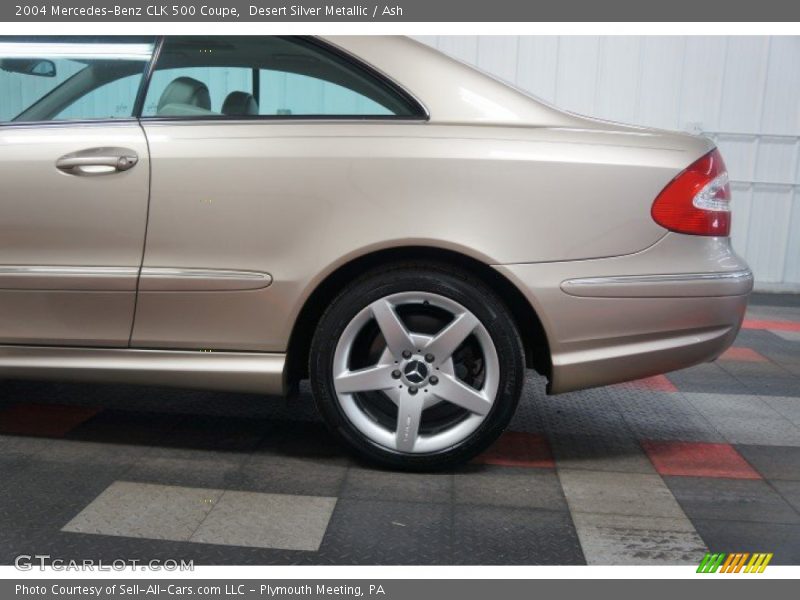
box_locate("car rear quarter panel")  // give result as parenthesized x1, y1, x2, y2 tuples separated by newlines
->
(496, 234, 751, 392)
(132, 120, 712, 352)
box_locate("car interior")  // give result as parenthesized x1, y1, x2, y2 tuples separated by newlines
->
(155, 77, 259, 117)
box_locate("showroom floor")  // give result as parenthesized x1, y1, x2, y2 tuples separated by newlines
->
(1, 294, 799, 566)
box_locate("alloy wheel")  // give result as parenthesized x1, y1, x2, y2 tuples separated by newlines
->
(332, 291, 500, 454)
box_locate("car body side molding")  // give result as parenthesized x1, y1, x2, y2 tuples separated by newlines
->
(139, 267, 273, 291)
(0, 265, 139, 291)
(0, 266, 273, 292)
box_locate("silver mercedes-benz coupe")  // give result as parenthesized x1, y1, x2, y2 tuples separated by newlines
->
(0, 35, 752, 468)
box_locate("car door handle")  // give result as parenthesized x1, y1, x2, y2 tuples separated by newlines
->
(56, 148, 138, 176)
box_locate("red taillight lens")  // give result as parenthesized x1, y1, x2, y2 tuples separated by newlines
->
(651, 148, 731, 236)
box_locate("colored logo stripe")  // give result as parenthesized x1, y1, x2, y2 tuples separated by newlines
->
(745, 553, 773, 573)
(697, 552, 773, 573)
(697, 553, 726, 573)
(721, 553, 748, 573)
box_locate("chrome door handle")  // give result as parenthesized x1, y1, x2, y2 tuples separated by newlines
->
(56, 148, 138, 176)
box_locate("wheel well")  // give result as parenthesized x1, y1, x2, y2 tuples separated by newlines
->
(285, 247, 552, 390)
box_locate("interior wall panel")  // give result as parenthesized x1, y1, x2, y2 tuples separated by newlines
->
(594, 37, 640, 125)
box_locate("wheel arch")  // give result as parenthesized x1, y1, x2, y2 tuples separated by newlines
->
(285, 245, 552, 391)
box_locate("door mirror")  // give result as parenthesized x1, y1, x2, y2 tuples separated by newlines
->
(0, 58, 56, 78)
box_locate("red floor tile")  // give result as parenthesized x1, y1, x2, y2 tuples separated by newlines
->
(0, 403, 100, 438)
(641, 440, 761, 479)
(718, 346, 768, 362)
(619, 374, 678, 393)
(474, 431, 555, 468)
(742, 319, 800, 332)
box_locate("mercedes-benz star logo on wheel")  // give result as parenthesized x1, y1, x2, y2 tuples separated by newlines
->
(403, 360, 428, 385)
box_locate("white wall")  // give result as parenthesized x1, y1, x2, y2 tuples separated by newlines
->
(416, 36, 800, 292)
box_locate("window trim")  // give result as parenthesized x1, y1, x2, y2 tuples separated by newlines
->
(136, 35, 430, 123)
(131, 35, 165, 118)
(0, 118, 141, 130)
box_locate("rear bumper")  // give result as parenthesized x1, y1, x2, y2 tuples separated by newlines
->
(495, 233, 752, 394)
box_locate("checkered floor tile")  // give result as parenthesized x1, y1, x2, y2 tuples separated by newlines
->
(641, 441, 761, 479)
(473, 431, 554, 468)
(719, 347, 768, 362)
(1, 296, 800, 565)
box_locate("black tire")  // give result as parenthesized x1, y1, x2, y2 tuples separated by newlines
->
(309, 261, 525, 471)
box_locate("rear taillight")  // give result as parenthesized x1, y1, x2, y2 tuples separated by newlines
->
(651, 148, 731, 236)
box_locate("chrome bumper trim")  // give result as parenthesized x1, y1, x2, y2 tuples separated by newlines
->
(561, 269, 754, 298)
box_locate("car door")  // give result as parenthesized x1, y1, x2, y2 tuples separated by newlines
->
(0, 37, 155, 346)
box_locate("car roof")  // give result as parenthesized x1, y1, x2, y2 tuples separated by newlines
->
(320, 36, 588, 127)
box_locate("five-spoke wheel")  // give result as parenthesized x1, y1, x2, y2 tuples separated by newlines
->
(310, 262, 524, 470)
(333, 291, 499, 454)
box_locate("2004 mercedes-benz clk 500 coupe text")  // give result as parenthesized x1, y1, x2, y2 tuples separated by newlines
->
(0, 35, 752, 469)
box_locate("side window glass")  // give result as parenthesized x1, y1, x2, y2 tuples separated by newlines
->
(55, 73, 142, 120)
(0, 37, 155, 123)
(143, 67, 251, 116)
(259, 71, 392, 116)
(142, 36, 423, 119)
